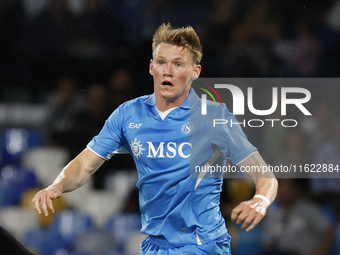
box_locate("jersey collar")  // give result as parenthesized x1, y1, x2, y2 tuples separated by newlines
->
(144, 88, 199, 110)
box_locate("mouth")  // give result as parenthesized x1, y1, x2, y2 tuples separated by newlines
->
(162, 81, 174, 88)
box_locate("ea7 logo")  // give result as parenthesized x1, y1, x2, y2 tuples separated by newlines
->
(129, 123, 142, 129)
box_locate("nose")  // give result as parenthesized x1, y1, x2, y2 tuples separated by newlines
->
(163, 63, 173, 77)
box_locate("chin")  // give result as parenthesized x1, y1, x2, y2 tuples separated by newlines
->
(160, 92, 177, 101)
(162, 95, 177, 102)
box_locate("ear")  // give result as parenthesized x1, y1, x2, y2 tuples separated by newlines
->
(149, 59, 154, 76)
(192, 65, 202, 80)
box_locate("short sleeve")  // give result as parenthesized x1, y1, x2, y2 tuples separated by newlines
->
(87, 105, 129, 160)
(212, 105, 257, 165)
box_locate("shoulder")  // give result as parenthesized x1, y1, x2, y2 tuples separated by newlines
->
(106, 95, 151, 124)
(204, 100, 233, 119)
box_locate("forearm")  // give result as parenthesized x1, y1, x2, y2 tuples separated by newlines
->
(253, 177, 278, 204)
(231, 153, 278, 231)
(50, 160, 90, 193)
(240, 153, 278, 203)
(49, 148, 105, 193)
(32, 148, 105, 216)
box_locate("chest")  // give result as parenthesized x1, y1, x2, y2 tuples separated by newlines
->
(122, 107, 193, 161)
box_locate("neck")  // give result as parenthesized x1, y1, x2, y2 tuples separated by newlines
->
(155, 90, 190, 112)
(155, 100, 182, 112)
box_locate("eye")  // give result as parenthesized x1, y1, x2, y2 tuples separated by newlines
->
(175, 63, 182, 67)
(158, 61, 164, 65)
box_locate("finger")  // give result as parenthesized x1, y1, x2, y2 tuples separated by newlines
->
(230, 204, 243, 222)
(236, 213, 246, 225)
(235, 206, 252, 225)
(238, 207, 256, 228)
(245, 218, 259, 232)
(40, 192, 49, 217)
(46, 195, 55, 214)
(241, 212, 256, 230)
(241, 219, 252, 230)
(230, 210, 240, 222)
(32, 194, 42, 215)
(246, 208, 266, 232)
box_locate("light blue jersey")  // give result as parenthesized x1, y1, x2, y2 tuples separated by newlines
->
(88, 88, 257, 248)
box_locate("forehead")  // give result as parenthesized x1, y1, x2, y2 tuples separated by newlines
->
(153, 43, 193, 61)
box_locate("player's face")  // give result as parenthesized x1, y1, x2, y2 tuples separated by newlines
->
(150, 43, 201, 108)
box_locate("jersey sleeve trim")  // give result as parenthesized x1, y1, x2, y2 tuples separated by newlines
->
(86, 145, 108, 160)
(235, 151, 259, 166)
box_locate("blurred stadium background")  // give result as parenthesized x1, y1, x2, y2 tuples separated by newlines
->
(1, 0, 340, 254)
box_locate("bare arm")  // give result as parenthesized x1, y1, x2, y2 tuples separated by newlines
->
(230, 152, 278, 231)
(32, 148, 105, 216)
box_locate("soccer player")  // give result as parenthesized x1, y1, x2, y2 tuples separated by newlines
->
(32, 23, 278, 254)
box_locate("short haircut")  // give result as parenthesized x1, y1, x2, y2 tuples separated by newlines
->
(152, 23, 203, 64)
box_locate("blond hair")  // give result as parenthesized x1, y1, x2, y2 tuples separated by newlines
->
(152, 23, 203, 64)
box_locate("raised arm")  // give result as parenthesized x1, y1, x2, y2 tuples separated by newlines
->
(230, 152, 278, 232)
(32, 148, 105, 216)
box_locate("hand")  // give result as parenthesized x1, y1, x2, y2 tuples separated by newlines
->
(32, 185, 62, 216)
(230, 197, 268, 232)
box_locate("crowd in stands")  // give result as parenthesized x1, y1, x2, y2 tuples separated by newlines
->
(1, 0, 340, 254)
